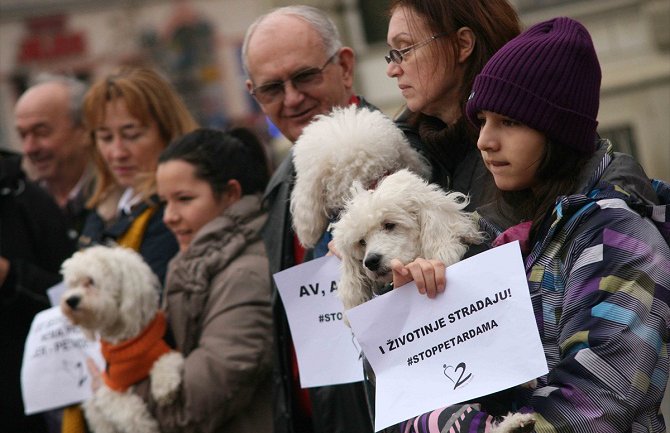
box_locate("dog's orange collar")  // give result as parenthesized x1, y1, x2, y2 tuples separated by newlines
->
(100, 311, 172, 391)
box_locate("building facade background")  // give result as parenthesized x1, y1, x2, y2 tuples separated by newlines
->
(0, 0, 668, 179)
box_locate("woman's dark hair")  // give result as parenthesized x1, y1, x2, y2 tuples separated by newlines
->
(498, 140, 591, 243)
(159, 128, 270, 197)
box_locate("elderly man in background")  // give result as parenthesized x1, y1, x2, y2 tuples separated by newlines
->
(243, 5, 375, 433)
(14, 74, 94, 238)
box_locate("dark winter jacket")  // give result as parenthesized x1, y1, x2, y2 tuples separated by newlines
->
(262, 97, 378, 433)
(0, 150, 76, 432)
(79, 194, 178, 284)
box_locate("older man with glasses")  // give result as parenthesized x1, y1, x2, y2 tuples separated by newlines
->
(242, 5, 396, 433)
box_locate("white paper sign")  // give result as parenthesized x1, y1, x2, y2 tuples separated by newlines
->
(21, 306, 104, 414)
(273, 255, 363, 387)
(47, 281, 66, 306)
(346, 242, 548, 431)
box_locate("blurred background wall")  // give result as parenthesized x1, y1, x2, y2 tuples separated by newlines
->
(0, 0, 668, 177)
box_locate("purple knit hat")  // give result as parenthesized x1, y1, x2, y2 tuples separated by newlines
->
(466, 17, 601, 153)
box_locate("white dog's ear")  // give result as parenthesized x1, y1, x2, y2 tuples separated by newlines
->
(337, 254, 375, 314)
(397, 142, 432, 182)
(417, 187, 482, 266)
(290, 172, 329, 249)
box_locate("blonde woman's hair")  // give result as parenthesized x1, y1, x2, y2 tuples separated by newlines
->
(84, 66, 198, 208)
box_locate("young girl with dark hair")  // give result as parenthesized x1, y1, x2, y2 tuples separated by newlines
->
(395, 16, 669, 433)
(140, 127, 273, 433)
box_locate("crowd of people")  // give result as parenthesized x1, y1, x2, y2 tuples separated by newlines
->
(2, 1, 668, 433)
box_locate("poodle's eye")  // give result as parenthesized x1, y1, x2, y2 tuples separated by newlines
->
(384, 222, 396, 231)
(358, 239, 366, 247)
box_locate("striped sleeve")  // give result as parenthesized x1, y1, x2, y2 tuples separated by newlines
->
(530, 199, 669, 432)
(400, 199, 669, 433)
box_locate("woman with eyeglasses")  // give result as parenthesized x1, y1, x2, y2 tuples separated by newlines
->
(365, 2, 521, 431)
(386, 0, 520, 210)
(389, 16, 670, 433)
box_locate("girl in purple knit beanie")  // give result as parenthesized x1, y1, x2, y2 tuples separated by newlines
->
(394, 16, 670, 433)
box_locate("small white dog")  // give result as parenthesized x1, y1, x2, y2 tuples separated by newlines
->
(290, 105, 431, 249)
(332, 171, 537, 433)
(333, 170, 537, 433)
(332, 169, 482, 312)
(60, 246, 184, 433)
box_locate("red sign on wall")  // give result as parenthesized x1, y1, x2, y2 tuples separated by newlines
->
(18, 15, 87, 63)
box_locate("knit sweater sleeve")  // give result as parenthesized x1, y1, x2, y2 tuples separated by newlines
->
(398, 200, 670, 433)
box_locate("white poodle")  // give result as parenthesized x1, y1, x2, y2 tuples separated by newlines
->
(60, 246, 184, 433)
(290, 105, 431, 249)
(332, 169, 482, 312)
(332, 170, 537, 433)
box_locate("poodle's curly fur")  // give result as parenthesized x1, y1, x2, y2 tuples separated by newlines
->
(332, 169, 482, 312)
(332, 172, 539, 432)
(60, 246, 184, 433)
(290, 105, 431, 248)
(332, 172, 537, 432)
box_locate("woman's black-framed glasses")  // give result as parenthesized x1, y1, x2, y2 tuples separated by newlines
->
(385, 33, 448, 64)
(251, 52, 339, 104)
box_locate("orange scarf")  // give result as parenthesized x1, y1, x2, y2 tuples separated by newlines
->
(100, 311, 171, 391)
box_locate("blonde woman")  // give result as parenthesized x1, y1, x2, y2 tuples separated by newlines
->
(79, 66, 198, 283)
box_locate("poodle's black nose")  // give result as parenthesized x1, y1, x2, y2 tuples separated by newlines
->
(65, 296, 81, 310)
(364, 254, 382, 271)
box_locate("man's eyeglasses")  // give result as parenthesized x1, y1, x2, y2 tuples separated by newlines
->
(250, 52, 339, 104)
(385, 33, 448, 64)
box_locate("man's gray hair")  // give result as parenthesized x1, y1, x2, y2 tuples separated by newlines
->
(32, 73, 87, 127)
(242, 5, 343, 77)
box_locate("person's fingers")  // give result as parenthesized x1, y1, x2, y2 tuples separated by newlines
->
(401, 259, 425, 294)
(390, 259, 408, 274)
(419, 259, 446, 298)
(410, 259, 434, 296)
(403, 258, 447, 298)
(391, 258, 446, 297)
(391, 259, 411, 288)
(431, 260, 447, 294)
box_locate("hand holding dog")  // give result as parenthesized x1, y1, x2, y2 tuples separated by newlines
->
(391, 258, 445, 299)
(330, 240, 447, 298)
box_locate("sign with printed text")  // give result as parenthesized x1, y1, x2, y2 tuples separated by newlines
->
(346, 241, 548, 431)
(21, 306, 104, 414)
(273, 255, 364, 387)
